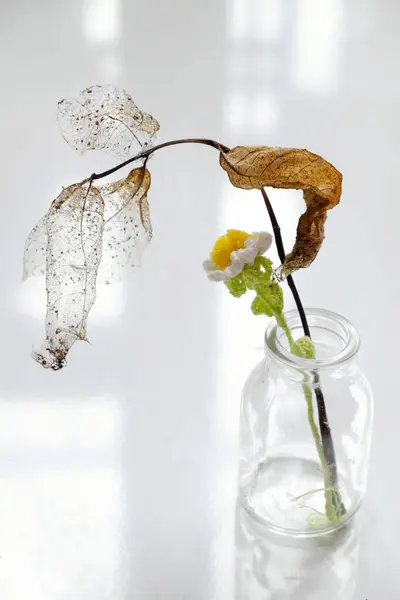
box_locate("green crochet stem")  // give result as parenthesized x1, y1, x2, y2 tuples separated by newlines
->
(301, 384, 337, 522)
(273, 315, 338, 522)
(226, 258, 341, 524)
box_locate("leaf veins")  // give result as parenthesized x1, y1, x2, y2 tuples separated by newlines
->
(33, 183, 105, 370)
(57, 84, 160, 158)
(219, 146, 342, 276)
(23, 168, 152, 286)
(98, 167, 152, 283)
(24, 166, 153, 368)
(22, 215, 47, 280)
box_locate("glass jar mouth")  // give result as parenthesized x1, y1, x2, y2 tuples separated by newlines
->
(265, 308, 360, 370)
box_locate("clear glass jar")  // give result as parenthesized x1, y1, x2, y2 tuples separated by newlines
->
(239, 309, 374, 537)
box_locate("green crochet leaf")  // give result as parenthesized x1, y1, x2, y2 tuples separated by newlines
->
(241, 269, 258, 290)
(224, 273, 247, 297)
(251, 295, 274, 317)
(242, 258, 273, 290)
(223, 259, 281, 321)
(255, 256, 273, 279)
(292, 336, 316, 359)
(258, 282, 284, 314)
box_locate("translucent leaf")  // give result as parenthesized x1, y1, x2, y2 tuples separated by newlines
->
(57, 85, 160, 158)
(22, 215, 47, 279)
(23, 167, 152, 287)
(219, 146, 342, 276)
(98, 167, 152, 284)
(33, 183, 104, 370)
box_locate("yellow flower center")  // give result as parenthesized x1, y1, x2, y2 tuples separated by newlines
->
(210, 229, 250, 269)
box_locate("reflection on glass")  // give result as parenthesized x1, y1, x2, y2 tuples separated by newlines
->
(252, 0, 281, 41)
(83, 0, 120, 44)
(229, 0, 281, 41)
(252, 91, 279, 133)
(225, 90, 279, 135)
(235, 502, 360, 599)
(82, 0, 123, 80)
(225, 90, 247, 132)
(293, 0, 343, 93)
(0, 398, 122, 599)
(229, 0, 249, 40)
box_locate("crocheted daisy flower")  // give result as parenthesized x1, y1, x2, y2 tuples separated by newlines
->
(203, 229, 273, 282)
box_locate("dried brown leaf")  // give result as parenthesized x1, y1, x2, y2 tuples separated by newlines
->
(57, 85, 160, 158)
(33, 183, 105, 370)
(219, 146, 342, 275)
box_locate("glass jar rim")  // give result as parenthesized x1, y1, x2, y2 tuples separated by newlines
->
(265, 308, 360, 370)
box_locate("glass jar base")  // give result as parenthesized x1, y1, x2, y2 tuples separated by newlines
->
(241, 456, 356, 538)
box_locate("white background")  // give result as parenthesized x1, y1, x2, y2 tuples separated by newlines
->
(0, 0, 398, 598)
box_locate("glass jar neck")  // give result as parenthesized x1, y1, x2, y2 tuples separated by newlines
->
(265, 308, 360, 374)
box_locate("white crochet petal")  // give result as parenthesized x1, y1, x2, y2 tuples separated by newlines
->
(203, 260, 231, 281)
(203, 259, 216, 273)
(251, 231, 273, 253)
(227, 252, 248, 276)
(203, 230, 273, 282)
(208, 269, 230, 282)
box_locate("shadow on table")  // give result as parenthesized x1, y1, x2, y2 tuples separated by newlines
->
(235, 502, 360, 600)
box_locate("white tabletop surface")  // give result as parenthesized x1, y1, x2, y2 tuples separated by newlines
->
(0, 0, 397, 598)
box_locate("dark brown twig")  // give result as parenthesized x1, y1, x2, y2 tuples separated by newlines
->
(261, 187, 345, 516)
(90, 138, 230, 181)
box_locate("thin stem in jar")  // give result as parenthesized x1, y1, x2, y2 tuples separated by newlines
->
(260, 187, 346, 518)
